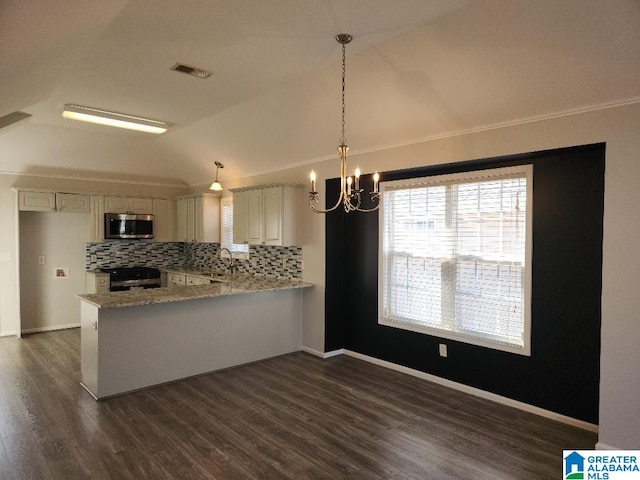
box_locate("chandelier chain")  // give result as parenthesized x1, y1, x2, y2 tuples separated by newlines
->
(341, 41, 346, 145)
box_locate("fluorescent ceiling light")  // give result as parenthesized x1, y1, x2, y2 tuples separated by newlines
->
(62, 104, 168, 134)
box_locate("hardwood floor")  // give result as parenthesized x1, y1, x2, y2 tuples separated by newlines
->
(0, 329, 595, 479)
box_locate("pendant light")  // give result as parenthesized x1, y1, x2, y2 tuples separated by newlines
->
(210, 161, 224, 191)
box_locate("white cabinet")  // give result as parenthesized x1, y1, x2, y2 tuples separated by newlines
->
(18, 191, 56, 211)
(168, 272, 214, 287)
(152, 198, 174, 242)
(167, 273, 186, 287)
(55, 193, 91, 213)
(175, 194, 220, 243)
(104, 196, 153, 213)
(233, 189, 262, 245)
(18, 191, 90, 213)
(86, 272, 110, 294)
(186, 275, 212, 286)
(89, 196, 104, 242)
(175, 197, 191, 242)
(232, 184, 301, 246)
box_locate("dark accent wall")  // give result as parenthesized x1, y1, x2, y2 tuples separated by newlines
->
(324, 143, 605, 424)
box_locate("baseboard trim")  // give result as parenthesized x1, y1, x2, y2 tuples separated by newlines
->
(21, 323, 80, 334)
(343, 349, 599, 433)
(0, 330, 17, 337)
(322, 348, 345, 358)
(300, 346, 344, 359)
(300, 346, 325, 358)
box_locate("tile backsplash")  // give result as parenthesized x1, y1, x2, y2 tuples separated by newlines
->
(86, 241, 302, 279)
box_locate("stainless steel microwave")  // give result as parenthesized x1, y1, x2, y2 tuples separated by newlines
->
(104, 213, 154, 239)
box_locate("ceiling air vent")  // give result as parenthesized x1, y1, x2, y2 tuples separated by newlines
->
(170, 63, 212, 79)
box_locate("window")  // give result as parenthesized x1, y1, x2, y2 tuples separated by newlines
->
(379, 165, 532, 355)
(221, 197, 249, 259)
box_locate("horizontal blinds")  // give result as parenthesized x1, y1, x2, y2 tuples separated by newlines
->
(221, 198, 249, 254)
(381, 166, 529, 348)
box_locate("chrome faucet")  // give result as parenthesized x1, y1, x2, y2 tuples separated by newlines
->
(218, 247, 236, 274)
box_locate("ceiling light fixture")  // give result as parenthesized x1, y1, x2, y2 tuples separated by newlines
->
(209, 161, 224, 191)
(61, 104, 169, 134)
(309, 34, 379, 214)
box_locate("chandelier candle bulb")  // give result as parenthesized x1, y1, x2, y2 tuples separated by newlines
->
(310, 171, 317, 192)
(373, 172, 380, 193)
(355, 168, 361, 190)
(347, 176, 353, 196)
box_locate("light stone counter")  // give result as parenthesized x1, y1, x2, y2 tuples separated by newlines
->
(78, 274, 312, 309)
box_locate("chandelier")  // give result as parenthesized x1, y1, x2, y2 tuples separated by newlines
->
(309, 34, 380, 214)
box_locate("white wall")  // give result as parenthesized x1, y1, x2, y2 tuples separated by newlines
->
(19, 211, 89, 332)
(0, 101, 638, 448)
(0, 177, 19, 336)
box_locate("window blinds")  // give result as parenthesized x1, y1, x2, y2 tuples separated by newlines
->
(221, 198, 249, 256)
(380, 165, 532, 353)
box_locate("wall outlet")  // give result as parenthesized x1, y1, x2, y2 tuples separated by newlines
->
(439, 343, 448, 358)
(301, 260, 305, 270)
(38, 255, 46, 265)
(282, 258, 287, 269)
(90, 254, 97, 262)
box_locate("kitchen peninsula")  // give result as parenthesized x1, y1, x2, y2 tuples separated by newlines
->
(78, 275, 312, 399)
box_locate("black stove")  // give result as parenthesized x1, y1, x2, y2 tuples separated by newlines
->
(100, 267, 161, 291)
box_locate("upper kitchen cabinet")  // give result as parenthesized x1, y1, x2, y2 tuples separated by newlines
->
(232, 184, 302, 246)
(103, 196, 153, 214)
(18, 191, 56, 211)
(233, 189, 263, 245)
(175, 194, 220, 243)
(18, 191, 90, 213)
(89, 196, 104, 242)
(56, 193, 91, 213)
(152, 198, 174, 242)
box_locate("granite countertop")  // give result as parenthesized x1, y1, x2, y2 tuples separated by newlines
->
(79, 273, 313, 309)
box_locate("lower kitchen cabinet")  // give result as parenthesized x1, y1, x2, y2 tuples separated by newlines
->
(167, 272, 186, 287)
(167, 272, 215, 286)
(86, 271, 110, 294)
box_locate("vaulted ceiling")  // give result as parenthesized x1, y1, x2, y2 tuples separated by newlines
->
(1, 0, 639, 187)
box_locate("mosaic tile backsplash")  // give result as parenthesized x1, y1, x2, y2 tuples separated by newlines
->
(86, 241, 302, 280)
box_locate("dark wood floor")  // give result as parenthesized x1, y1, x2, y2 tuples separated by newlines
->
(0, 329, 595, 479)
